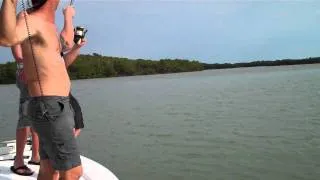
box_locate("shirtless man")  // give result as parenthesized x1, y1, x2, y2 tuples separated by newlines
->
(0, 0, 83, 179)
(10, 4, 80, 176)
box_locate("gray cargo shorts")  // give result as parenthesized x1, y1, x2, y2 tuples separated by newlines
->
(28, 96, 82, 171)
(17, 97, 32, 129)
(16, 76, 32, 129)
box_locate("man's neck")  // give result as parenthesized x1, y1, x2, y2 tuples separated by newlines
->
(32, 2, 57, 23)
(33, 8, 55, 23)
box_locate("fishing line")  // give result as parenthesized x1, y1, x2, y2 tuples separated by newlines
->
(21, 0, 44, 96)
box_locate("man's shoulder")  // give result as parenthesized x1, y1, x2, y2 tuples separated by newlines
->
(16, 12, 45, 32)
(15, 12, 46, 44)
(17, 11, 42, 23)
(16, 11, 27, 23)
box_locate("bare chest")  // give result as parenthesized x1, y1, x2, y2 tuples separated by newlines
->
(38, 23, 62, 53)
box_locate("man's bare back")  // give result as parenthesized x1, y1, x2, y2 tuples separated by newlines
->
(17, 12, 70, 96)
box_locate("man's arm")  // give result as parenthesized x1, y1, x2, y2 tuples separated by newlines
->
(11, 44, 23, 61)
(0, 1, 37, 47)
(60, 6, 75, 51)
(63, 39, 86, 68)
(0, 0, 18, 46)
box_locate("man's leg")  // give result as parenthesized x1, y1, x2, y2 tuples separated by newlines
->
(30, 129, 40, 163)
(59, 165, 83, 180)
(11, 127, 34, 176)
(48, 97, 83, 180)
(37, 160, 59, 180)
(11, 97, 34, 175)
(30, 96, 83, 180)
(14, 127, 30, 166)
(37, 161, 82, 180)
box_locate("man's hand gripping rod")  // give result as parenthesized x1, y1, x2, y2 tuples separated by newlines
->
(69, 0, 88, 45)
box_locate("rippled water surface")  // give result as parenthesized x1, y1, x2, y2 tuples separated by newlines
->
(1, 64, 320, 180)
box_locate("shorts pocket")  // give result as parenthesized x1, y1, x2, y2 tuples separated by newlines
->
(21, 100, 30, 117)
(44, 100, 65, 120)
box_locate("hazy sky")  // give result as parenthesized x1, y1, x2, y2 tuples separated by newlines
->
(1, 0, 320, 63)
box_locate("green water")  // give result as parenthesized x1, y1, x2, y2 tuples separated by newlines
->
(0, 64, 319, 180)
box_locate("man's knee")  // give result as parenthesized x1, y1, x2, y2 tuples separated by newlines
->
(38, 160, 59, 180)
(38, 170, 59, 180)
(59, 165, 83, 180)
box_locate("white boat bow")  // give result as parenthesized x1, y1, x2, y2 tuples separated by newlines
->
(0, 140, 118, 180)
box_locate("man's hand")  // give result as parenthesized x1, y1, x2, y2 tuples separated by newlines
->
(75, 38, 87, 47)
(63, 5, 75, 19)
(64, 38, 87, 67)
(73, 128, 81, 137)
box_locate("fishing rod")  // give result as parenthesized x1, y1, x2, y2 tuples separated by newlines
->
(67, 0, 88, 45)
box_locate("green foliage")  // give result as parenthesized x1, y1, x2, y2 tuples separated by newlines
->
(0, 54, 204, 84)
(202, 57, 320, 70)
(1, 54, 319, 84)
(66, 54, 204, 81)
(0, 62, 17, 84)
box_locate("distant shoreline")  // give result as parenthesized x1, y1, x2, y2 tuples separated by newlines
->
(0, 53, 319, 84)
(201, 57, 320, 70)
